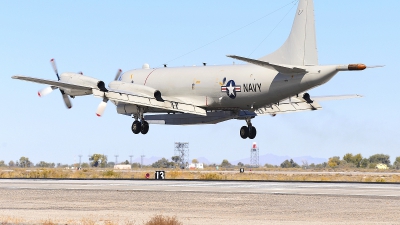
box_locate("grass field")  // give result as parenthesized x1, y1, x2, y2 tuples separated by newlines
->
(0, 214, 182, 225)
(0, 168, 399, 182)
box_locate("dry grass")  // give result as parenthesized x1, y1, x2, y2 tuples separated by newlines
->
(0, 215, 182, 225)
(0, 168, 400, 182)
(144, 215, 182, 225)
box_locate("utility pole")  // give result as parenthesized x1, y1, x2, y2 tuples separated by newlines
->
(140, 155, 145, 168)
(129, 155, 133, 164)
(78, 155, 82, 167)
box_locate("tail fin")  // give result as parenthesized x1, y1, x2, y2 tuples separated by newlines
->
(259, 0, 318, 66)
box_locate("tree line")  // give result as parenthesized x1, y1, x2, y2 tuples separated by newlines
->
(277, 153, 400, 169)
(1, 153, 399, 169)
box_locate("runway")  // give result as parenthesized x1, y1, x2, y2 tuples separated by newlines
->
(1, 179, 399, 224)
(1, 179, 399, 197)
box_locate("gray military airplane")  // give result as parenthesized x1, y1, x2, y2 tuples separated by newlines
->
(12, 0, 376, 139)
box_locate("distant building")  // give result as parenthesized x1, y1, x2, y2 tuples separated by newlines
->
(189, 163, 204, 170)
(114, 165, 131, 170)
(375, 163, 388, 169)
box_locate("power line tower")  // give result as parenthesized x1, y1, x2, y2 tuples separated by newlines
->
(129, 155, 133, 164)
(140, 155, 145, 168)
(114, 155, 119, 165)
(250, 142, 259, 168)
(174, 142, 189, 169)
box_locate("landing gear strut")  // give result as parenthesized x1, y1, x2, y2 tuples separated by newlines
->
(240, 118, 256, 139)
(131, 108, 150, 135)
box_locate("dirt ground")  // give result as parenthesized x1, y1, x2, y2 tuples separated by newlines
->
(0, 188, 399, 225)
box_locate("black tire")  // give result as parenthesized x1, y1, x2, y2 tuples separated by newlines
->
(240, 126, 248, 139)
(249, 126, 257, 139)
(141, 121, 149, 134)
(131, 120, 141, 134)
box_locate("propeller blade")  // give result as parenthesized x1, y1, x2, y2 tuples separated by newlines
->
(61, 92, 72, 109)
(38, 86, 57, 97)
(114, 69, 122, 81)
(50, 58, 60, 80)
(96, 101, 108, 117)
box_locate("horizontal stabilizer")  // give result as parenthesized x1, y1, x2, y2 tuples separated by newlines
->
(227, 55, 307, 74)
(254, 94, 362, 116)
(12, 75, 92, 91)
(255, 96, 321, 115)
(313, 94, 363, 102)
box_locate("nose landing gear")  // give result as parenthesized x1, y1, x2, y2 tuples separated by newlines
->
(240, 118, 256, 139)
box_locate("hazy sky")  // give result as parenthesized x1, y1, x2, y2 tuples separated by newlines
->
(1, 0, 399, 165)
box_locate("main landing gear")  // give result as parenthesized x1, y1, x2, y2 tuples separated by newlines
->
(131, 109, 149, 135)
(131, 120, 149, 135)
(240, 118, 256, 139)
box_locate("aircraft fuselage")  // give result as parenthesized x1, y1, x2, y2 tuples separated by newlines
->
(120, 64, 338, 111)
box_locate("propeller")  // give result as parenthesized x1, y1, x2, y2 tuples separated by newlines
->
(95, 69, 122, 117)
(50, 58, 60, 80)
(96, 100, 108, 117)
(38, 59, 73, 109)
(61, 90, 72, 109)
(38, 86, 57, 97)
(50, 59, 73, 109)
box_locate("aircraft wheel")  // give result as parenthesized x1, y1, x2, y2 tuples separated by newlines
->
(131, 120, 142, 134)
(249, 126, 257, 139)
(141, 121, 149, 134)
(240, 126, 249, 139)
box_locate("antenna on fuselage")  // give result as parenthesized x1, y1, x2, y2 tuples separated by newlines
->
(114, 69, 122, 81)
(203, 62, 207, 66)
(163, 64, 167, 68)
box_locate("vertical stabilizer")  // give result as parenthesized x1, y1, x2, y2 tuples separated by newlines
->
(259, 0, 318, 66)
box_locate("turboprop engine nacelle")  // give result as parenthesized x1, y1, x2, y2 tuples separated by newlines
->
(108, 81, 163, 101)
(59, 72, 107, 96)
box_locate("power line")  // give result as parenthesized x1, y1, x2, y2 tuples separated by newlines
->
(248, 1, 298, 57)
(163, 0, 298, 65)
